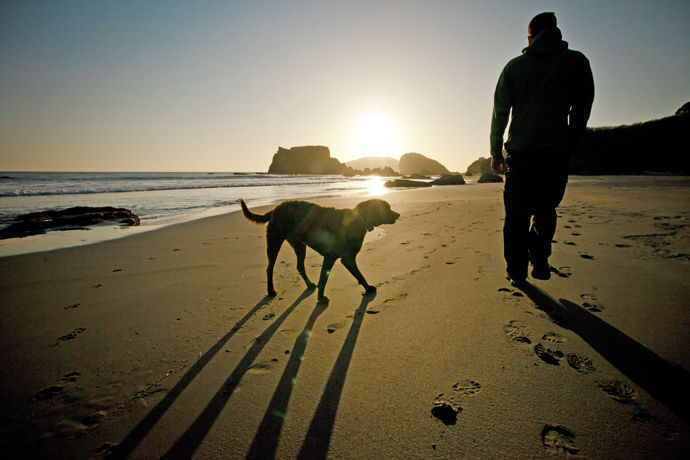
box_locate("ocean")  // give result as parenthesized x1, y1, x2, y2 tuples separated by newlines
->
(0, 172, 396, 256)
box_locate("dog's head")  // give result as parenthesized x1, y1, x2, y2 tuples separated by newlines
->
(355, 199, 400, 231)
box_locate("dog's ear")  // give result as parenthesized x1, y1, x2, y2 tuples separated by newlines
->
(356, 200, 379, 232)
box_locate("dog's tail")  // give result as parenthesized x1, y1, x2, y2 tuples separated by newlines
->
(240, 199, 272, 225)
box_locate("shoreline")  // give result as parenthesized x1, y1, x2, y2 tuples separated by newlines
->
(1, 178, 689, 459)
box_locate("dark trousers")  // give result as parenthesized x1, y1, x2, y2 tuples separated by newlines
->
(503, 150, 569, 280)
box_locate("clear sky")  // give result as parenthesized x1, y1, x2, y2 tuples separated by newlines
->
(1, 0, 688, 173)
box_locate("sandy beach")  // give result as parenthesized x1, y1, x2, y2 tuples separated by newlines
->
(1, 176, 689, 459)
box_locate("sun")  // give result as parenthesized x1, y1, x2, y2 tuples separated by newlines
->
(354, 112, 398, 157)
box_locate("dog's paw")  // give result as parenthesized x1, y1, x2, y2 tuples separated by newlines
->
(317, 296, 330, 304)
(268, 289, 278, 297)
(364, 285, 377, 293)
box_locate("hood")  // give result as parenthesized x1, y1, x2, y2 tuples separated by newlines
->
(522, 26, 568, 56)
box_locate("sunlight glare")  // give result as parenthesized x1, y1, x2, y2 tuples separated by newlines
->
(365, 177, 387, 196)
(354, 112, 399, 157)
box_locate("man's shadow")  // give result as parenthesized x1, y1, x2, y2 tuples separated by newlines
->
(519, 282, 690, 425)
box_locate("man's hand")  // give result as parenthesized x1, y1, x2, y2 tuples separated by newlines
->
(491, 157, 506, 174)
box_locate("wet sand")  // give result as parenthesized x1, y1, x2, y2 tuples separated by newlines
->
(1, 176, 689, 459)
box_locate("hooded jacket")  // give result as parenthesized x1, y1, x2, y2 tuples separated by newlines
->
(490, 26, 594, 158)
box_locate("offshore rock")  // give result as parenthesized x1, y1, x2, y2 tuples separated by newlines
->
(399, 153, 450, 176)
(0, 207, 140, 240)
(267, 145, 347, 175)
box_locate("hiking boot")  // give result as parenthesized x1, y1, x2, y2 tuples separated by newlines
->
(531, 263, 551, 280)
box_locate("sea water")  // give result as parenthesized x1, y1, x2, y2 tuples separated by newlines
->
(0, 172, 392, 256)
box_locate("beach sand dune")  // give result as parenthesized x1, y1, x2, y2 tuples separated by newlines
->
(1, 177, 689, 459)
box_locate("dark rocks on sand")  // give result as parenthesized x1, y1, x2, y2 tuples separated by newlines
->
(477, 172, 504, 183)
(0, 206, 140, 240)
(431, 174, 466, 186)
(383, 179, 432, 188)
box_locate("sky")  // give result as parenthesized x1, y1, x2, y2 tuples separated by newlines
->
(1, 0, 688, 173)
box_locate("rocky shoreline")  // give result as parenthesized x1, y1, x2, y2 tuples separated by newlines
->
(0, 207, 140, 240)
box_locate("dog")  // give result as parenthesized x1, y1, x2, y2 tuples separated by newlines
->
(240, 198, 399, 303)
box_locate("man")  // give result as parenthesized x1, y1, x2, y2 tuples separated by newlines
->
(490, 12, 594, 285)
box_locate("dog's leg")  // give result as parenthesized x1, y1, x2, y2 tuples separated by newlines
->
(316, 257, 337, 304)
(341, 257, 377, 294)
(290, 241, 316, 290)
(266, 226, 284, 297)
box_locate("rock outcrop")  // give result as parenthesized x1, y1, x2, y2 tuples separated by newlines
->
(0, 207, 140, 240)
(431, 174, 466, 186)
(399, 153, 450, 175)
(466, 157, 494, 175)
(477, 173, 504, 183)
(267, 146, 347, 175)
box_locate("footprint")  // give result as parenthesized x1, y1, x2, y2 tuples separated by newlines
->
(262, 312, 276, 321)
(61, 371, 81, 383)
(615, 244, 631, 248)
(552, 267, 572, 278)
(542, 332, 565, 343)
(538, 313, 569, 329)
(64, 303, 80, 310)
(53, 328, 86, 346)
(327, 321, 346, 334)
(93, 442, 119, 456)
(534, 343, 564, 365)
(563, 241, 577, 246)
(571, 232, 581, 236)
(542, 425, 579, 455)
(566, 353, 596, 374)
(596, 380, 637, 404)
(579, 254, 594, 260)
(581, 293, 598, 301)
(113, 269, 122, 273)
(504, 321, 532, 344)
(452, 380, 482, 396)
(34, 385, 64, 401)
(431, 398, 461, 425)
(583, 302, 605, 313)
(246, 358, 279, 374)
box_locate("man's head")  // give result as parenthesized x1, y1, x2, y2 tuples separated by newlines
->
(528, 12, 557, 44)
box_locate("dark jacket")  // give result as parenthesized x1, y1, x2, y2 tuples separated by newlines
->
(490, 27, 595, 158)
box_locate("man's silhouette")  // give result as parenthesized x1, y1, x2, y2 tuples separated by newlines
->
(490, 12, 594, 284)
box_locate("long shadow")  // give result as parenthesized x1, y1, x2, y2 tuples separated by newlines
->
(243, 301, 329, 459)
(296, 293, 377, 460)
(520, 282, 690, 425)
(106, 296, 273, 460)
(160, 289, 314, 460)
